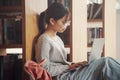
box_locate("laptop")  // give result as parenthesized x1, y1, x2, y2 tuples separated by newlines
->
(66, 38, 104, 71)
(88, 38, 105, 64)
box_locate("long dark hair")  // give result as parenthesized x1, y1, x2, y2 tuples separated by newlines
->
(39, 2, 69, 34)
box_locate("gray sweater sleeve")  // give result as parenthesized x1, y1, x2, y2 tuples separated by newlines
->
(35, 36, 69, 76)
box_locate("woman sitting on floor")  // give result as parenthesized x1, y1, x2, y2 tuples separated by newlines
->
(34, 2, 120, 80)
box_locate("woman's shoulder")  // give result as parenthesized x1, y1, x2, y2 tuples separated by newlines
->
(38, 33, 48, 41)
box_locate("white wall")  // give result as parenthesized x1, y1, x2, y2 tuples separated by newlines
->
(26, 0, 47, 14)
(105, 0, 117, 58)
(72, 0, 87, 62)
(116, 10, 120, 61)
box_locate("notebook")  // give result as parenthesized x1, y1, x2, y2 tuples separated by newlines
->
(88, 38, 105, 64)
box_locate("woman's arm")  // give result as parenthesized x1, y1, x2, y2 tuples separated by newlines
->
(68, 61, 88, 70)
(36, 36, 69, 76)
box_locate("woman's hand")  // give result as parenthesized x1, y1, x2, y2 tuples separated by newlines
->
(68, 61, 88, 70)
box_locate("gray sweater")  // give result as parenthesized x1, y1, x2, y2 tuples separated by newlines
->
(35, 33, 71, 76)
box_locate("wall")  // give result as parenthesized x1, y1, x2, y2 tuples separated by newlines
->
(72, 0, 87, 62)
(104, 0, 117, 59)
(116, 10, 120, 61)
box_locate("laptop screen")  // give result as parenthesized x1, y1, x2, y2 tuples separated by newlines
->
(88, 38, 105, 64)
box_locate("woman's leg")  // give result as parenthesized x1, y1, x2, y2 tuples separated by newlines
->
(57, 57, 120, 80)
(101, 57, 120, 80)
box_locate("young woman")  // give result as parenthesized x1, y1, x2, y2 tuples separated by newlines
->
(35, 2, 120, 80)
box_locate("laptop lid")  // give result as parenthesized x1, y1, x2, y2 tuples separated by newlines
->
(88, 38, 105, 64)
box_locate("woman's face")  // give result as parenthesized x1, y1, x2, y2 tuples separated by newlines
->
(51, 15, 70, 33)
